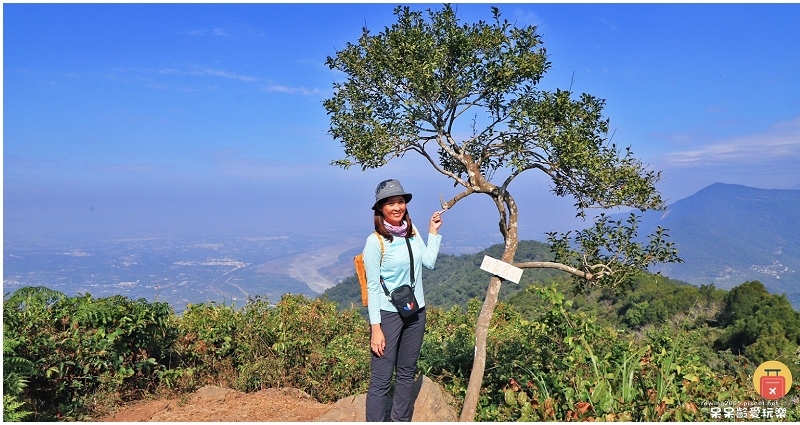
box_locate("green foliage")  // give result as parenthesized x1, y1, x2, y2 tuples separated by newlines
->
(606, 278, 726, 330)
(420, 299, 483, 396)
(173, 294, 371, 403)
(3, 336, 34, 421)
(7, 276, 799, 422)
(3, 287, 177, 420)
(3, 394, 31, 422)
(719, 280, 772, 327)
(4, 288, 372, 418)
(715, 281, 800, 364)
(548, 212, 682, 292)
(325, 4, 549, 172)
(422, 284, 797, 421)
(325, 5, 664, 219)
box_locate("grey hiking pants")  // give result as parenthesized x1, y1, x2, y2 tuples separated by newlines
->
(366, 308, 426, 422)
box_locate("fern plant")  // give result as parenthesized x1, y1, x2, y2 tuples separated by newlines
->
(3, 336, 34, 421)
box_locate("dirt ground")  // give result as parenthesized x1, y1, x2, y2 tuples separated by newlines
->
(96, 386, 333, 422)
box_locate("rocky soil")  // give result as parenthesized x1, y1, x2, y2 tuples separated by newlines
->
(96, 376, 458, 422)
(97, 386, 333, 422)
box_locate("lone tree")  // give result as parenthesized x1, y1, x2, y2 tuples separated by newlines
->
(325, 5, 681, 421)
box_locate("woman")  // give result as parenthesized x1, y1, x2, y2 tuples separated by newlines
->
(363, 179, 443, 422)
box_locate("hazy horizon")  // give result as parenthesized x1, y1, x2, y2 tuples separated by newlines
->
(4, 3, 800, 244)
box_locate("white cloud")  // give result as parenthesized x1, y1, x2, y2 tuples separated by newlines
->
(510, 8, 545, 29)
(211, 28, 233, 37)
(264, 84, 322, 96)
(662, 116, 800, 167)
(180, 29, 208, 37)
(74, 60, 322, 96)
(87, 163, 172, 175)
(179, 24, 264, 39)
(651, 116, 800, 199)
(189, 66, 261, 83)
(150, 66, 322, 96)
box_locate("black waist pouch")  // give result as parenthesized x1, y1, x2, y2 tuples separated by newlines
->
(389, 284, 419, 317)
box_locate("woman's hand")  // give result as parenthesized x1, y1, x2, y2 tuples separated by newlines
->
(429, 210, 445, 235)
(371, 324, 386, 357)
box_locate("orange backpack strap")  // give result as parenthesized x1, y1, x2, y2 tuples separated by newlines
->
(354, 254, 368, 307)
(355, 232, 384, 307)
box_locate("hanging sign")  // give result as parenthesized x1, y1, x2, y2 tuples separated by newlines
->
(480, 255, 523, 284)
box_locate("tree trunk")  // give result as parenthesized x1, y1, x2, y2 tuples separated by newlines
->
(458, 274, 503, 421)
(459, 193, 519, 421)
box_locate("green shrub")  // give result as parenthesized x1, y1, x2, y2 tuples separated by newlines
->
(421, 284, 795, 421)
(7, 283, 797, 422)
(3, 287, 177, 420)
(172, 294, 371, 403)
(3, 336, 34, 421)
(716, 281, 800, 365)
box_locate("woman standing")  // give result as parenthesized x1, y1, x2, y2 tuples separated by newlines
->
(363, 179, 443, 422)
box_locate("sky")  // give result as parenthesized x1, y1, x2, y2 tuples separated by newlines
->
(3, 2, 800, 247)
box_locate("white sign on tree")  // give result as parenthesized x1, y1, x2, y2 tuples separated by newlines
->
(480, 255, 523, 284)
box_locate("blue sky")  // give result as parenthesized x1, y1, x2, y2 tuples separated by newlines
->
(4, 3, 800, 246)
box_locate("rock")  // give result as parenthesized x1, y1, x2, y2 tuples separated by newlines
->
(314, 375, 458, 422)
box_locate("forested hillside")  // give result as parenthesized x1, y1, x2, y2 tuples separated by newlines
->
(629, 183, 800, 308)
(323, 240, 561, 311)
(323, 236, 798, 331)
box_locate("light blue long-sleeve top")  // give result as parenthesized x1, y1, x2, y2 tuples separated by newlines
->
(364, 224, 442, 324)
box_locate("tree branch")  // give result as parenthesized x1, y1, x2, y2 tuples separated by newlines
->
(440, 187, 475, 210)
(513, 261, 594, 280)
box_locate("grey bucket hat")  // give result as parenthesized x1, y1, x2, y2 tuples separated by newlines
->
(372, 179, 412, 210)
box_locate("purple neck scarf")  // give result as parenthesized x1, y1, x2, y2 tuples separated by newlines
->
(384, 220, 408, 237)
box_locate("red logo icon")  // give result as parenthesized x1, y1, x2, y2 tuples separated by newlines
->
(753, 361, 793, 400)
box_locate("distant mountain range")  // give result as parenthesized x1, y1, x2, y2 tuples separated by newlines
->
(625, 183, 800, 308)
(326, 183, 800, 310)
(10, 182, 795, 312)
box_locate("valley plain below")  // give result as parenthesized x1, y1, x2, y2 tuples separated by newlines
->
(4, 183, 799, 311)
